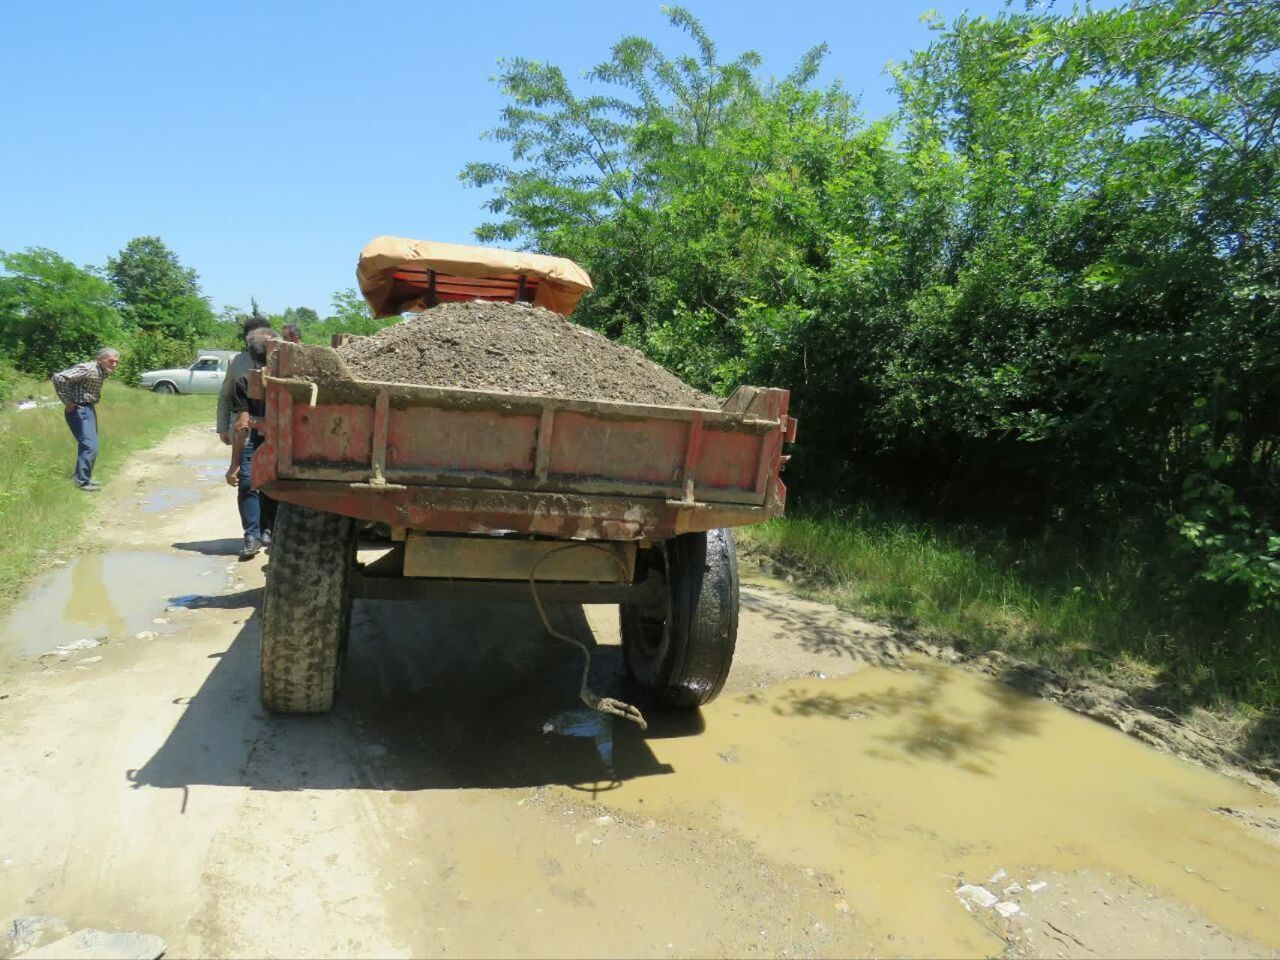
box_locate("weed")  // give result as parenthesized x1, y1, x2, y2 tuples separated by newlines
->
(738, 503, 1280, 718)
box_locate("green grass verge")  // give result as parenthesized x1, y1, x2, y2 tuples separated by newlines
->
(0, 377, 216, 611)
(737, 504, 1280, 719)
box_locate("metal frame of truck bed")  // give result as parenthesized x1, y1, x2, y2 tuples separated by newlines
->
(252, 342, 795, 547)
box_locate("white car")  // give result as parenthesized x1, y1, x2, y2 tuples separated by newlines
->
(139, 351, 239, 394)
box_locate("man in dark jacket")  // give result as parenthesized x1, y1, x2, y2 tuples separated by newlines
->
(52, 347, 121, 491)
(225, 328, 279, 559)
(216, 315, 271, 445)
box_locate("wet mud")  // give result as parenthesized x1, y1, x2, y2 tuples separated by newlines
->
(140, 487, 203, 513)
(590, 663, 1280, 956)
(184, 457, 230, 484)
(0, 550, 224, 657)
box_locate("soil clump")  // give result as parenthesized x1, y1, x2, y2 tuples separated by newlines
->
(337, 300, 719, 409)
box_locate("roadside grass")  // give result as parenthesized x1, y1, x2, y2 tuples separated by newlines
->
(737, 504, 1280, 721)
(0, 377, 216, 610)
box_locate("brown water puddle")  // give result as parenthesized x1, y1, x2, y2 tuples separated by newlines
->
(581, 662, 1280, 957)
(737, 556, 814, 599)
(0, 551, 226, 657)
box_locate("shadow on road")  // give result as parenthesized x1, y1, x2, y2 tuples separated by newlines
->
(767, 660, 1041, 777)
(129, 594, 680, 796)
(172, 539, 244, 557)
(168, 587, 261, 610)
(741, 588, 899, 662)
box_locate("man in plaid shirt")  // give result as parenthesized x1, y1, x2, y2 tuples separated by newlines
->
(51, 347, 121, 491)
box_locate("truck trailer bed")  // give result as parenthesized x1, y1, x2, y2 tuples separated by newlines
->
(252, 341, 794, 542)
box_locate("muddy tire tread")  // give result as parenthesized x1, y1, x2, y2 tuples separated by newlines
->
(621, 529, 739, 708)
(260, 502, 355, 713)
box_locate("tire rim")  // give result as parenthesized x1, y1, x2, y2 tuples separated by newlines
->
(632, 542, 672, 667)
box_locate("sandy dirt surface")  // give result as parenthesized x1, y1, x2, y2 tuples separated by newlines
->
(337, 301, 719, 409)
(1, 426, 1279, 959)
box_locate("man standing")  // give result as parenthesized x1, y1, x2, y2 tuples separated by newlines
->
(225, 328, 279, 560)
(216, 315, 271, 445)
(217, 316, 271, 556)
(52, 347, 120, 492)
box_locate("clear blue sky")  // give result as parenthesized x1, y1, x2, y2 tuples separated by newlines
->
(3, 0, 1022, 316)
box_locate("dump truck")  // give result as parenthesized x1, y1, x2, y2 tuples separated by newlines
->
(250, 237, 796, 716)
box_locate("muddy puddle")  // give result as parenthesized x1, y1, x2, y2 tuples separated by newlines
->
(141, 486, 204, 513)
(581, 662, 1280, 957)
(0, 551, 226, 657)
(183, 457, 228, 484)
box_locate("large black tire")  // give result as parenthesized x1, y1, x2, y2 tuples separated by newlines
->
(152, 382, 178, 394)
(260, 502, 356, 713)
(620, 528, 739, 707)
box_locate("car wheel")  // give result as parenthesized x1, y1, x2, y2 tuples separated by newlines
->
(153, 382, 178, 394)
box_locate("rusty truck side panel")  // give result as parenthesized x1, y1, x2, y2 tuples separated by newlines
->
(253, 342, 793, 541)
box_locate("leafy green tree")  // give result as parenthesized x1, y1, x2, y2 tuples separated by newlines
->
(321, 288, 383, 336)
(206, 304, 248, 349)
(281, 306, 320, 328)
(461, 6, 823, 248)
(465, 0, 1280, 614)
(106, 236, 215, 341)
(461, 6, 879, 475)
(459, 7, 832, 357)
(882, 0, 1280, 592)
(0, 248, 124, 375)
(217, 305, 244, 325)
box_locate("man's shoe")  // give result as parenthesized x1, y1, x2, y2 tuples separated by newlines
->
(260, 528, 272, 548)
(239, 536, 262, 561)
(77, 481, 102, 492)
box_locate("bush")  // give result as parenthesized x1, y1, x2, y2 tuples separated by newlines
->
(0, 357, 16, 404)
(117, 332, 199, 387)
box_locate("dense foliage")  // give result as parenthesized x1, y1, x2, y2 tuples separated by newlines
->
(106, 236, 215, 342)
(463, 1, 1280, 612)
(0, 249, 124, 375)
(0, 236, 379, 383)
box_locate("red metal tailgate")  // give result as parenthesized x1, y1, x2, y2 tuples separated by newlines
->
(253, 343, 792, 541)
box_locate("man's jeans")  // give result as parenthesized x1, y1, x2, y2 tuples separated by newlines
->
(237, 434, 277, 540)
(64, 404, 98, 486)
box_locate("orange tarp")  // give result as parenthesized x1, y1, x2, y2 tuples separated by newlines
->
(357, 236, 594, 318)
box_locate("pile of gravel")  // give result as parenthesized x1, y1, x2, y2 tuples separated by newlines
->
(337, 300, 719, 410)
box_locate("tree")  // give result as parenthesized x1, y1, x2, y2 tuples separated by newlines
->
(217, 304, 244, 326)
(322, 289, 382, 336)
(106, 236, 215, 341)
(461, 7, 876, 464)
(464, 0, 1280, 613)
(281, 306, 320, 327)
(880, 0, 1280, 584)
(461, 6, 822, 250)
(0, 248, 124, 375)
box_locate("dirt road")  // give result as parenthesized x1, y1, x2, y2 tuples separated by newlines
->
(1, 426, 1279, 959)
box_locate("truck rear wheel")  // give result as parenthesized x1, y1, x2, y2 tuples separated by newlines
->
(260, 502, 356, 713)
(620, 529, 739, 707)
